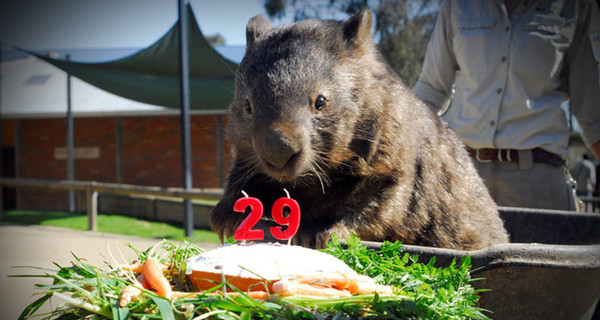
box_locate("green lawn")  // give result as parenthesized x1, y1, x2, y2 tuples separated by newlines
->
(1, 210, 221, 244)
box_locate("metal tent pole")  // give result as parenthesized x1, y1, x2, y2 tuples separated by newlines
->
(216, 115, 224, 187)
(0, 41, 4, 218)
(66, 54, 75, 211)
(116, 118, 123, 184)
(178, 0, 194, 237)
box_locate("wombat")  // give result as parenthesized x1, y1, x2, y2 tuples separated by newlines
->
(210, 10, 509, 250)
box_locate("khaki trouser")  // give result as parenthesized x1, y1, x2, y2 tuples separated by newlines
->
(473, 150, 577, 211)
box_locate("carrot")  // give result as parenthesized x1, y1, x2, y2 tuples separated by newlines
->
(143, 258, 172, 299)
(119, 274, 152, 307)
(291, 272, 394, 295)
(120, 261, 169, 274)
(348, 281, 359, 294)
(171, 290, 269, 300)
(234, 291, 269, 300)
(136, 273, 152, 289)
(120, 261, 144, 273)
(292, 272, 353, 290)
(352, 281, 394, 295)
(272, 279, 352, 298)
(120, 284, 142, 307)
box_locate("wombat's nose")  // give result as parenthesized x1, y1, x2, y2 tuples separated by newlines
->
(261, 129, 300, 170)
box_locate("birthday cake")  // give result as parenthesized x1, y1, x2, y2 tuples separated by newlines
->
(185, 243, 357, 292)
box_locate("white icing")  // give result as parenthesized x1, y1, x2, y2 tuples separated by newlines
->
(186, 243, 356, 280)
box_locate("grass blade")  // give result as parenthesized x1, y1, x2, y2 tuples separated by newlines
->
(112, 305, 130, 320)
(17, 293, 52, 320)
(52, 292, 112, 318)
(150, 295, 175, 320)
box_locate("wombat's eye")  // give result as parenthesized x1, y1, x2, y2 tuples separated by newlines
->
(314, 95, 327, 111)
(244, 99, 253, 114)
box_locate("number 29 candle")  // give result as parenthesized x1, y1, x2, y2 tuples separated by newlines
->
(232, 189, 301, 241)
(232, 191, 264, 241)
(269, 189, 301, 241)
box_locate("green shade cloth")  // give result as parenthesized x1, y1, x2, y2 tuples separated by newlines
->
(23, 5, 238, 110)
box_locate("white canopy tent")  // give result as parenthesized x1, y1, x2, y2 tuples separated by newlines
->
(1, 56, 168, 119)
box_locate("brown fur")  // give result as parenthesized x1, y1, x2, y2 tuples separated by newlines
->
(210, 10, 509, 250)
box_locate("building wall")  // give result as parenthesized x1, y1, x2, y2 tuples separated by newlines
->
(2, 114, 231, 211)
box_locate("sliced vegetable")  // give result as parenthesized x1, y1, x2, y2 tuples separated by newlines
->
(171, 290, 269, 300)
(272, 279, 352, 297)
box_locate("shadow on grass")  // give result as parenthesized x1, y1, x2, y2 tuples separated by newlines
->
(1, 210, 221, 244)
(2, 210, 83, 225)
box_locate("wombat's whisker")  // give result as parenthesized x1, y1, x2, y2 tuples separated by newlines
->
(223, 87, 235, 94)
(312, 166, 327, 194)
(234, 74, 246, 87)
(219, 58, 238, 76)
(228, 157, 262, 190)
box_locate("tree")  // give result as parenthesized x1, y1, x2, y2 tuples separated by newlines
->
(263, 0, 440, 87)
(375, 0, 438, 87)
(206, 33, 226, 47)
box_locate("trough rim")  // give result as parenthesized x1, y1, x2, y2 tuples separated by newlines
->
(360, 241, 600, 271)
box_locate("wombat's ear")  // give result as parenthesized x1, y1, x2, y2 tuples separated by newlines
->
(246, 15, 271, 48)
(343, 9, 373, 48)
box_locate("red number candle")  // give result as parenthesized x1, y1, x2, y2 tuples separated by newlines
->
(269, 189, 301, 241)
(233, 191, 265, 241)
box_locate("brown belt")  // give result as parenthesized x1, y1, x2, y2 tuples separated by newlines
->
(466, 147, 565, 167)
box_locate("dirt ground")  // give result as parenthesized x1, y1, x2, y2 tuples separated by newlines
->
(0, 222, 219, 319)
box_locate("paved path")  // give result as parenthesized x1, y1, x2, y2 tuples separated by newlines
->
(0, 222, 219, 319)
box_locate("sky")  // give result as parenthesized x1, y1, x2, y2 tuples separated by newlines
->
(0, 0, 291, 50)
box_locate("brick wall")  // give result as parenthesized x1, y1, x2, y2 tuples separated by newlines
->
(2, 114, 231, 211)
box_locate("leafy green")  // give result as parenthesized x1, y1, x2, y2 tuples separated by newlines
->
(14, 236, 490, 319)
(322, 234, 490, 320)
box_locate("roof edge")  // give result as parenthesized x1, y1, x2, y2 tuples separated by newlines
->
(2, 108, 229, 119)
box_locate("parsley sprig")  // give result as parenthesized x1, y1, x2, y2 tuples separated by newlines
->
(322, 234, 491, 320)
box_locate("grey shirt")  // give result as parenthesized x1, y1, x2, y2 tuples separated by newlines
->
(413, 0, 600, 159)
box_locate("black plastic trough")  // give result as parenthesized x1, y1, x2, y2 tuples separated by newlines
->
(362, 207, 600, 320)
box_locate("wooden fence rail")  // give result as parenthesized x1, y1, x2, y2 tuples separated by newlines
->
(0, 177, 223, 231)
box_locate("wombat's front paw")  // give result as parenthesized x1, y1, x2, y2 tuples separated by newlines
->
(292, 225, 352, 249)
(210, 215, 245, 243)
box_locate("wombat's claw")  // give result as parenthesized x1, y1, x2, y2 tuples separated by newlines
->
(289, 232, 333, 249)
(315, 233, 334, 249)
(222, 225, 236, 243)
